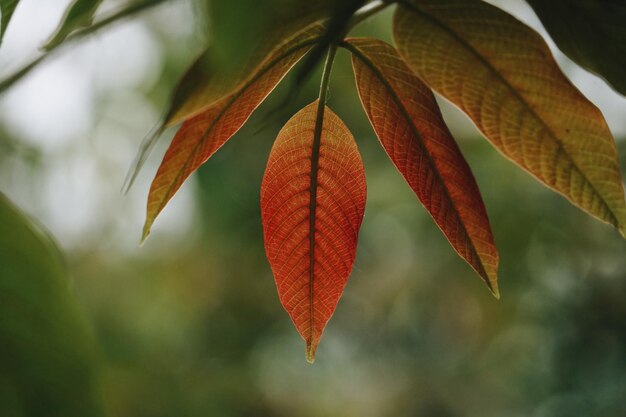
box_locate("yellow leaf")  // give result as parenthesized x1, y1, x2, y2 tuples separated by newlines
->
(394, 0, 626, 234)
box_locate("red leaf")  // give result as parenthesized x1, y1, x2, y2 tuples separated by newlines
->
(142, 25, 323, 240)
(346, 38, 499, 296)
(261, 101, 366, 362)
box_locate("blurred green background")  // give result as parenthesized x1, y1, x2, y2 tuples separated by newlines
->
(1, 1, 625, 416)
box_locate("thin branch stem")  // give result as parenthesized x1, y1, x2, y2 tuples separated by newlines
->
(317, 45, 338, 104)
(0, 0, 170, 93)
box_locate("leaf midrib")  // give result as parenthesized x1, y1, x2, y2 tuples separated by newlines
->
(307, 50, 336, 358)
(397, 1, 618, 227)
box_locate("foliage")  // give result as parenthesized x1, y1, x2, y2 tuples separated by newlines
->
(1, 0, 625, 365)
(0, 194, 104, 417)
(136, 0, 626, 360)
(0, 0, 18, 45)
(42, 0, 103, 51)
(526, 0, 626, 96)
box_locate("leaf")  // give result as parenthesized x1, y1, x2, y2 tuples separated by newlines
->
(0, 0, 19, 45)
(393, 0, 626, 234)
(164, 23, 324, 128)
(42, 0, 103, 51)
(204, 0, 334, 79)
(142, 24, 323, 240)
(345, 37, 499, 296)
(526, 0, 626, 96)
(260, 101, 366, 362)
(0, 194, 105, 417)
(124, 21, 324, 191)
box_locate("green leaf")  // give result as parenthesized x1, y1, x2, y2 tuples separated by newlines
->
(290, 0, 366, 88)
(526, 0, 626, 96)
(393, 0, 626, 234)
(164, 15, 329, 128)
(42, 0, 103, 51)
(0, 194, 105, 417)
(205, 0, 334, 75)
(0, 0, 19, 45)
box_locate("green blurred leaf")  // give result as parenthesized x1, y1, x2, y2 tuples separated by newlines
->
(526, 0, 626, 96)
(291, 0, 365, 87)
(0, 194, 105, 417)
(42, 0, 103, 51)
(0, 0, 19, 45)
(205, 0, 333, 73)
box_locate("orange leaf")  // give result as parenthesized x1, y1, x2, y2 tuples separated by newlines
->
(142, 25, 322, 240)
(393, 0, 626, 235)
(261, 101, 366, 362)
(345, 38, 499, 296)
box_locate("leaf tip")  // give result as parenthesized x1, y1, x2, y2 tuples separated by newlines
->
(491, 286, 501, 300)
(122, 122, 166, 195)
(140, 222, 152, 245)
(487, 278, 500, 300)
(305, 343, 316, 364)
(617, 215, 626, 238)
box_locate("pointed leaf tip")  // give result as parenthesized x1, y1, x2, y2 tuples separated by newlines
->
(140, 224, 151, 245)
(488, 279, 500, 300)
(306, 342, 316, 364)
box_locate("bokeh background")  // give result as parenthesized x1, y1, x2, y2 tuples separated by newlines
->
(1, 1, 625, 416)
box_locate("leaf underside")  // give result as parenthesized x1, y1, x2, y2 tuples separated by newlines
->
(347, 37, 498, 296)
(261, 101, 366, 362)
(393, 0, 626, 235)
(142, 24, 323, 239)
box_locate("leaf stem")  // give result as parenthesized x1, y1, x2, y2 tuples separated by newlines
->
(306, 43, 338, 363)
(317, 46, 338, 105)
(0, 0, 170, 93)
